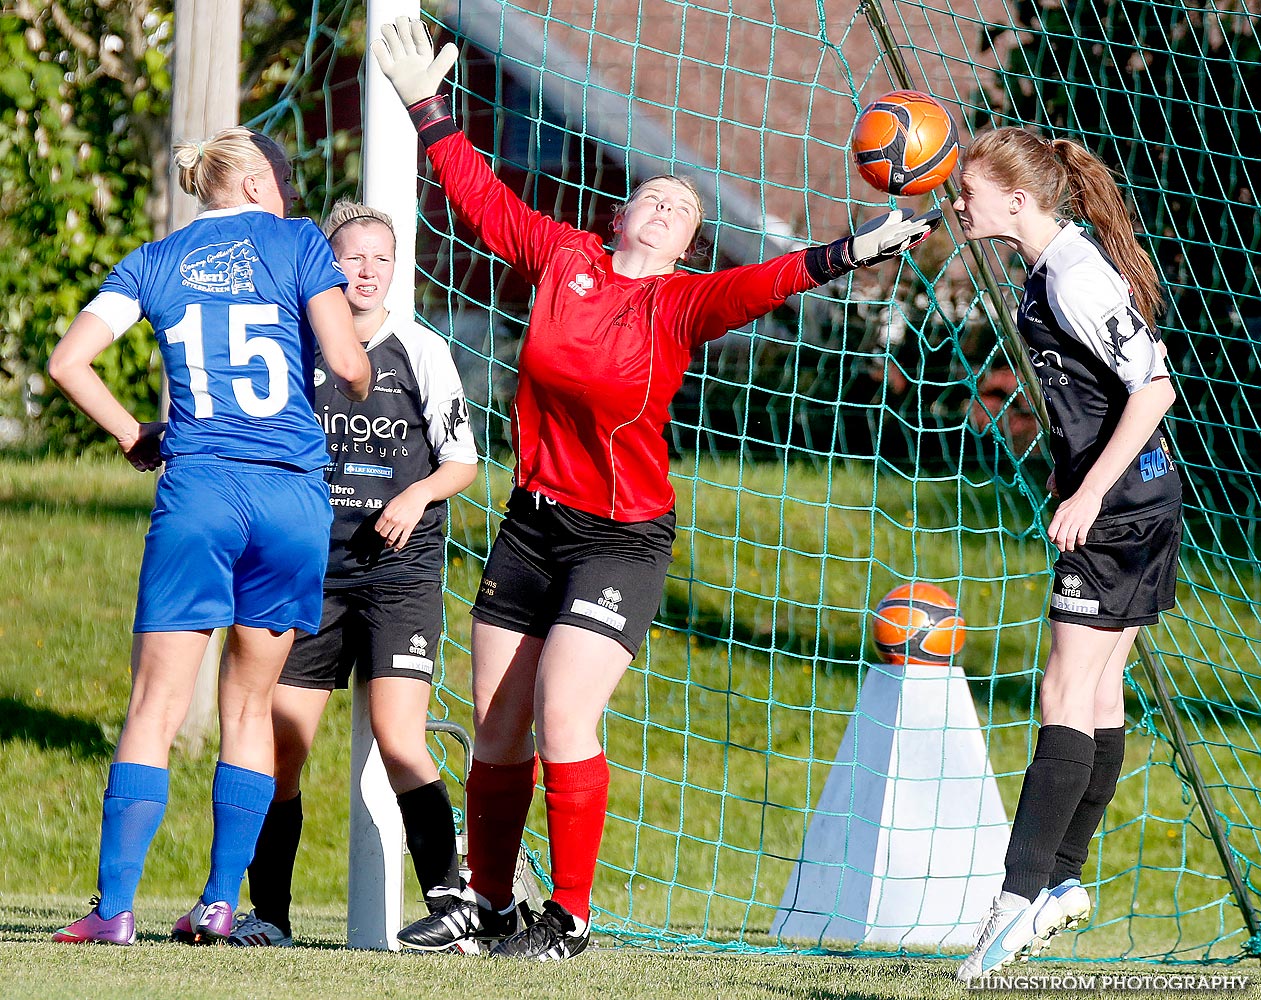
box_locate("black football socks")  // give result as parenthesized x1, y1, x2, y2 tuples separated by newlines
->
(246, 792, 302, 936)
(1002, 725, 1095, 902)
(1050, 726, 1126, 886)
(398, 779, 462, 897)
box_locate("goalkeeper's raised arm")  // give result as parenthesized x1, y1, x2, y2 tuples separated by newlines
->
(365, 14, 943, 962)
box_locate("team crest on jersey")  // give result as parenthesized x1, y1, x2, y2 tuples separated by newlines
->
(373, 367, 402, 394)
(444, 397, 470, 440)
(313, 367, 327, 387)
(567, 273, 594, 296)
(180, 239, 260, 294)
(1103, 304, 1147, 364)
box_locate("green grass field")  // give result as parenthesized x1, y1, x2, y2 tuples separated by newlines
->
(2, 899, 1251, 1000)
(1, 456, 1256, 998)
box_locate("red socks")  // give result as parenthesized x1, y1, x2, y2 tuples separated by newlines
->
(465, 752, 611, 923)
(466, 756, 537, 911)
(542, 752, 609, 923)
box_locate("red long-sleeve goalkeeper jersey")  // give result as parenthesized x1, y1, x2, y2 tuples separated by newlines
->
(427, 132, 819, 522)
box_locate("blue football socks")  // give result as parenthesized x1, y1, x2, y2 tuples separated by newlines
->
(202, 761, 276, 908)
(96, 762, 170, 920)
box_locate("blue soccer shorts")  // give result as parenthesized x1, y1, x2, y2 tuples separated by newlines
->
(133, 456, 332, 635)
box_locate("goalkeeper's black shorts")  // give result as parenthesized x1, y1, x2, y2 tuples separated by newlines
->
(471, 487, 675, 656)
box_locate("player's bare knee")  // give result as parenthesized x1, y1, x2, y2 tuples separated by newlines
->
(535, 720, 599, 762)
(472, 726, 535, 764)
(474, 704, 533, 750)
(378, 749, 438, 790)
(124, 705, 186, 749)
(217, 692, 275, 735)
(372, 729, 419, 770)
(1038, 674, 1074, 720)
(1093, 689, 1125, 726)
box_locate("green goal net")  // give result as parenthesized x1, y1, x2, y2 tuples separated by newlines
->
(276, 0, 1260, 961)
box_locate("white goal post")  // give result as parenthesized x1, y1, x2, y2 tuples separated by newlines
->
(346, 0, 421, 952)
(348, 0, 546, 949)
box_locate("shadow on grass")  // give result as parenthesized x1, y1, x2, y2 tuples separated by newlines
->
(0, 695, 113, 758)
(659, 577, 868, 671)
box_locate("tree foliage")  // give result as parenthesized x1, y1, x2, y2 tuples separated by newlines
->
(0, 1, 172, 453)
(0, 0, 366, 454)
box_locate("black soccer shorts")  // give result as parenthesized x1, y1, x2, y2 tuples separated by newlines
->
(471, 487, 675, 656)
(280, 578, 444, 689)
(1048, 501, 1182, 628)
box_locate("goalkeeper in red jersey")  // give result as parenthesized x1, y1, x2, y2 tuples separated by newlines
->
(373, 16, 941, 961)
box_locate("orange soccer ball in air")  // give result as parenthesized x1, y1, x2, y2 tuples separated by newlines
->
(852, 90, 960, 196)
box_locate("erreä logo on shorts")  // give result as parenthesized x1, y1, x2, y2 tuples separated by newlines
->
(344, 463, 393, 478)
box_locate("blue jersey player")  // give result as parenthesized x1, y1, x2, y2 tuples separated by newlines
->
(48, 126, 372, 946)
(233, 201, 478, 949)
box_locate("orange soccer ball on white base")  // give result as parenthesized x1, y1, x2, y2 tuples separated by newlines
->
(871, 582, 967, 665)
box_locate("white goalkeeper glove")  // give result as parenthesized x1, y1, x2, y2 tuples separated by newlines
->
(371, 16, 459, 108)
(806, 208, 943, 282)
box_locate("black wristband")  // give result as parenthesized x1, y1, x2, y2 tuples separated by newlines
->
(406, 95, 458, 149)
(803, 238, 857, 284)
(803, 246, 831, 284)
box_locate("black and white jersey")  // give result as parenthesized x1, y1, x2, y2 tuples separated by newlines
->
(1018, 223, 1181, 522)
(313, 314, 476, 584)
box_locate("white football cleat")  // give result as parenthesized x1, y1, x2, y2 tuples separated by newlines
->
(956, 887, 1065, 983)
(1022, 879, 1092, 957)
(228, 909, 293, 947)
(1048, 879, 1092, 928)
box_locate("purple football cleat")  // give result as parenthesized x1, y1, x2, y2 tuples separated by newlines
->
(171, 899, 235, 944)
(53, 902, 136, 945)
